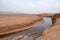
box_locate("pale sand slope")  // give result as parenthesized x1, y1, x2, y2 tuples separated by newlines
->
(0, 15, 43, 35)
(36, 18, 60, 40)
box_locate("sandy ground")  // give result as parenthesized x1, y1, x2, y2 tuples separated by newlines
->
(0, 15, 43, 35)
(36, 13, 55, 17)
(0, 13, 60, 40)
(36, 14, 60, 40)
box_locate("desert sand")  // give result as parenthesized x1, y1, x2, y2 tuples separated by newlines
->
(36, 13, 60, 40)
(0, 13, 60, 40)
(0, 15, 43, 35)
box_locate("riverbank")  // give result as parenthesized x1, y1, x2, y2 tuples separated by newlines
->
(36, 13, 60, 40)
(0, 17, 52, 40)
(0, 15, 43, 38)
(0, 13, 60, 40)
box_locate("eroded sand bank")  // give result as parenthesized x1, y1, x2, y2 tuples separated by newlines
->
(36, 13, 60, 40)
(0, 13, 60, 40)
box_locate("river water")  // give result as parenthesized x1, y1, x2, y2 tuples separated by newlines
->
(1, 17, 52, 40)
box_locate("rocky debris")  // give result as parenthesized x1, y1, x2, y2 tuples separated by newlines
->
(36, 14, 60, 40)
(1, 33, 34, 40)
(0, 22, 43, 40)
(0, 30, 41, 40)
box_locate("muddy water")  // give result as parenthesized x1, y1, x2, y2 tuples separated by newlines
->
(1, 17, 52, 40)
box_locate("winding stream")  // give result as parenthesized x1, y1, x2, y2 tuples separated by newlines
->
(1, 17, 52, 40)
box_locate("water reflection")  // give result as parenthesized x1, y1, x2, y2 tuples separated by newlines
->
(21, 17, 52, 35)
(44, 18, 52, 25)
(1, 17, 52, 40)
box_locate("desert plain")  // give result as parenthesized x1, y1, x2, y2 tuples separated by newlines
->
(0, 13, 60, 40)
(0, 15, 43, 35)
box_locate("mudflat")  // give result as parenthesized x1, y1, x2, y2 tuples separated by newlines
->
(0, 15, 43, 35)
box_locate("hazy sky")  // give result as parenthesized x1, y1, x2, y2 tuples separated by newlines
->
(0, 0, 60, 14)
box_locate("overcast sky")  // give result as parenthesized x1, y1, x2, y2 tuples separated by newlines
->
(0, 0, 60, 14)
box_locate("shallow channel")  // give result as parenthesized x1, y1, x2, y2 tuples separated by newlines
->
(1, 17, 52, 40)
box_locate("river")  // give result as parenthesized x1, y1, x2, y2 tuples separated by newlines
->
(1, 17, 52, 40)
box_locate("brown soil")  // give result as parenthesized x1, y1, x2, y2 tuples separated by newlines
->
(36, 13, 55, 17)
(0, 15, 43, 35)
(36, 13, 60, 40)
